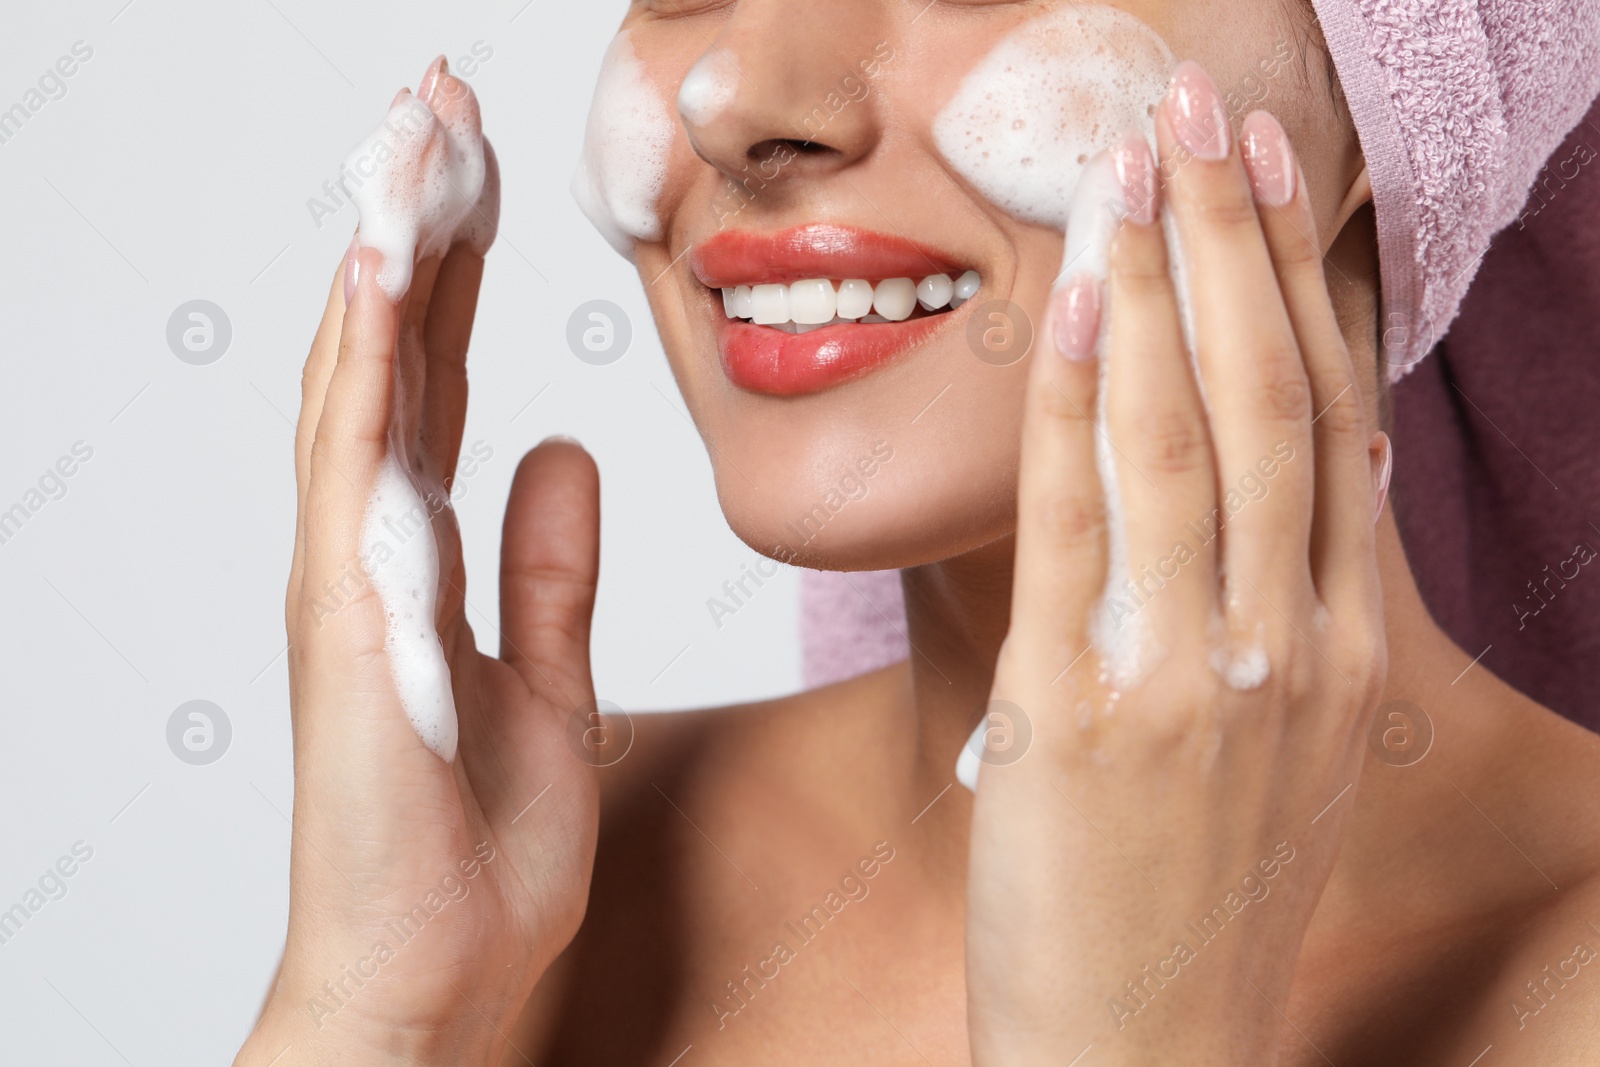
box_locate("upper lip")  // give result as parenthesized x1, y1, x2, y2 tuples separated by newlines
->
(690, 223, 967, 289)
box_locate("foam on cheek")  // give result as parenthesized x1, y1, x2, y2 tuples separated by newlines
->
(341, 67, 495, 762)
(678, 49, 740, 127)
(572, 30, 675, 259)
(932, 5, 1173, 230)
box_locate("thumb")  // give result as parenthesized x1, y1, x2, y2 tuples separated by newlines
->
(499, 438, 600, 707)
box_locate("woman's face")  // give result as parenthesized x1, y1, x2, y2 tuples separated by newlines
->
(602, 0, 1359, 572)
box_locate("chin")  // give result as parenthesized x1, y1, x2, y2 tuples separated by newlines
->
(705, 401, 1025, 573)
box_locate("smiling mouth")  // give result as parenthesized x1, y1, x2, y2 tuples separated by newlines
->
(718, 272, 983, 332)
(691, 224, 983, 395)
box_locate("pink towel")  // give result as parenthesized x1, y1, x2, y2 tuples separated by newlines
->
(800, 2, 1600, 689)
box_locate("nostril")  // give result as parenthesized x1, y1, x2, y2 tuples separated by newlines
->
(748, 138, 834, 162)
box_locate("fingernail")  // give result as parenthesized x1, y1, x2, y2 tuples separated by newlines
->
(343, 236, 360, 305)
(1241, 111, 1297, 206)
(390, 87, 412, 110)
(1371, 431, 1393, 524)
(1052, 275, 1102, 362)
(419, 55, 448, 108)
(1169, 61, 1231, 162)
(1112, 132, 1158, 225)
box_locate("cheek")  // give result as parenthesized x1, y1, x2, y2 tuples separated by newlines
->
(928, 5, 1174, 230)
(572, 30, 677, 258)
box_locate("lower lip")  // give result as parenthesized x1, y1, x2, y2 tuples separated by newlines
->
(716, 312, 956, 396)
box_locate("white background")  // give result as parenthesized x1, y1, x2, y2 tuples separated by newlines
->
(0, 3, 803, 1062)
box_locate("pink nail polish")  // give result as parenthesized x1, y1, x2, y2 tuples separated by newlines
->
(1168, 61, 1232, 162)
(1372, 431, 1393, 524)
(418, 55, 447, 108)
(1112, 132, 1158, 225)
(1241, 112, 1297, 206)
(343, 236, 360, 305)
(1052, 275, 1102, 362)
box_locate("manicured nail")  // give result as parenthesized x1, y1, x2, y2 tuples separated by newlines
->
(343, 235, 360, 305)
(1241, 111, 1297, 206)
(390, 87, 412, 110)
(1169, 61, 1231, 161)
(418, 55, 448, 108)
(1371, 431, 1393, 524)
(1052, 275, 1102, 361)
(1111, 131, 1158, 225)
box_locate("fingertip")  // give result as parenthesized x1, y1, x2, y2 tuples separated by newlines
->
(1239, 110, 1297, 209)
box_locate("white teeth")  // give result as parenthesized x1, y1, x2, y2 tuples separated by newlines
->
(793, 321, 827, 334)
(720, 274, 980, 325)
(917, 274, 954, 311)
(751, 283, 790, 325)
(873, 278, 917, 322)
(789, 278, 837, 324)
(952, 270, 981, 307)
(836, 279, 874, 320)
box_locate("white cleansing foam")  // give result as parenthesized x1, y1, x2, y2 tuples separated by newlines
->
(572, 30, 675, 258)
(932, 5, 1173, 230)
(678, 48, 740, 127)
(343, 61, 497, 761)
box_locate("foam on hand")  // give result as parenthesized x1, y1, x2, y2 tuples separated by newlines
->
(572, 30, 675, 259)
(342, 58, 498, 762)
(344, 71, 495, 301)
(932, 5, 1173, 230)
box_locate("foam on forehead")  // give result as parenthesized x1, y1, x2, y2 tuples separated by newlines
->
(572, 30, 676, 259)
(933, 5, 1174, 231)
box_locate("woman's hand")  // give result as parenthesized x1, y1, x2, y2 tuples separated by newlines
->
(235, 67, 601, 1067)
(966, 63, 1389, 1065)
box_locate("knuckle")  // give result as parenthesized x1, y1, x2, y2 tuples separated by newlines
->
(1272, 229, 1325, 271)
(1029, 378, 1095, 427)
(1132, 407, 1210, 475)
(1191, 186, 1264, 232)
(1253, 362, 1313, 423)
(1110, 253, 1175, 302)
(1034, 493, 1107, 551)
(1310, 374, 1365, 435)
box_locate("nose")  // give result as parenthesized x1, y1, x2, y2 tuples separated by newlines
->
(677, 1, 893, 189)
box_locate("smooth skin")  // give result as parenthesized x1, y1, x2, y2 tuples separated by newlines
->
(238, 63, 1600, 1067)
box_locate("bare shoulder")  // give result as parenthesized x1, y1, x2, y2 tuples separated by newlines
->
(500, 662, 910, 1064)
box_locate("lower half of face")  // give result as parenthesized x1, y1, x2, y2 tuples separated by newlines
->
(599, 0, 1345, 571)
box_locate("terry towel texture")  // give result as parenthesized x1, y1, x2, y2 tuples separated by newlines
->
(800, 2, 1600, 693)
(1310, 0, 1600, 378)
